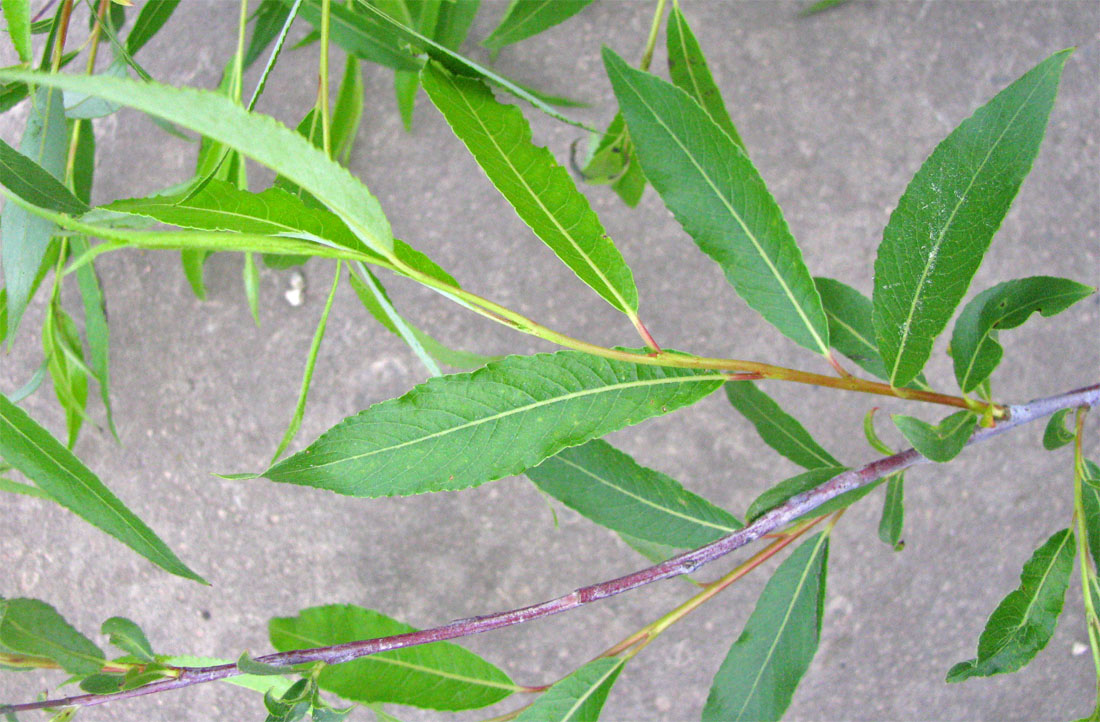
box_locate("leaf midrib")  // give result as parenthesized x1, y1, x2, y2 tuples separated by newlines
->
(294, 369, 725, 473)
(551, 454, 738, 535)
(561, 659, 623, 721)
(887, 64, 1056, 385)
(274, 628, 518, 692)
(733, 392, 837, 468)
(435, 70, 635, 316)
(610, 61, 827, 355)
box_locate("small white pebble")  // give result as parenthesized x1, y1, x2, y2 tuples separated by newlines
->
(1072, 642, 1089, 657)
(284, 270, 306, 306)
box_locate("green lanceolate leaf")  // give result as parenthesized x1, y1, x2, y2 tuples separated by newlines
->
(947, 528, 1075, 681)
(291, 0, 423, 71)
(1042, 408, 1075, 451)
(72, 237, 117, 439)
(724, 381, 840, 470)
(125, 0, 181, 56)
(1, 87, 66, 344)
(813, 277, 930, 390)
(872, 50, 1072, 387)
(421, 62, 639, 317)
(1082, 461, 1100, 567)
(892, 410, 977, 463)
(331, 54, 364, 163)
(603, 48, 830, 356)
(951, 276, 1094, 393)
(101, 179, 380, 260)
(245, 0, 292, 67)
(799, 0, 852, 15)
(347, 264, 495, 372)
(482, 0, 594, 54)
(0, 598, 104, 675)
(702, 532, 830, 722)
(0, 134, 88, 215)
(0, 394, 205, 583)
(666, 2, 743, 149)
(877, 473, 905, 550)
(433, 0, 480, 50)
(526, 439, 741, 549)
(43, 304, 89, 448)
(269, 604, 517, 710)
(263, 351, 725, 497)
(515, 657, 625, 722)
(2, 0, 32, 63)
(745, 466, 850, 522)
(0, 69, 395, 257)
(101, 616, 155, 662)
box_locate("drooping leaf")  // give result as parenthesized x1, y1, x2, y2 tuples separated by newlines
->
(702, 532, 830, 722)
(289, 0, 423, 71)
(872, 50, 1072, 387)
(79, 672, 126, 694)
(180, 248, 211, 299)
(724, 381, 840, 470)
(0, 598, 104, 675)
(269, 604, 517, 710)
(101, 617, 155, 662)
(348, 264, 495, 373)
(43, 304, 89, 448)
(812, 277, 930, 390)
(1, 87, 66, 344)
(799, 0, 852, 16)
(262, 351, 725, 497)
(579, 113, 630, 185)
(482, 0, 594, 54)
(744, 466, 850, 522)
(0, 135, 89, 215)
(0, 475, 53, 500)
(666, 3, 743, 149)
(1081, 461, 1100, 567)
(125, 0, 180, 56)
(892, 410, 977, 463)
(2, 0, 32, 63)
(245, 0, 292, 67)
(70, 118, 95, 204)
(526, 439, 741, 549)
(270, 262, 341, 464)
(243, 252, 262, 325)
(877, 473, 905, 550)
(421, 62, 639, 317)
(346, 0, 590, 128)
(72, 237, 117, 438)
(515, 657, 625, 722)
(947, 528, 1075, 681)
(0, 69, 396, 257)
(0, 393, 206, 583)
(1042, 408, 1075, 451)
(604, 48, 830, 356)
(433, 0, 480, 50)
(951, 276, 1093, 393)
(331, 54, 364, 163)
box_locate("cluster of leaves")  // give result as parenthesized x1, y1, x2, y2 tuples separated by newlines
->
(0, 0, 1097, 720)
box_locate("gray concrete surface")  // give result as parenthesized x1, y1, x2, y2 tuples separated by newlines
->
(1, 1, 1099, 719)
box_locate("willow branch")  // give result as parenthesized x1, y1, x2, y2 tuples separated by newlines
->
(4, 382, 1096, 715)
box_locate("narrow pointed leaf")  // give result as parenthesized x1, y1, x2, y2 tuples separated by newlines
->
(2, 0, 32, 63)
(73, 237, 117, 438)
(947, 528, 1075, 681)
(0, 476, 53, 500)
(125, 0, 180, 56)
(2, 87, 66, 343)
(101, 617, 154, 662)
(0, 133, 87, 216)
(70, 118, 95, 204)
(350, 1, 590, 128)
(604, 48, 829, 355)
(872, 50, 1072, 387)
(245, 0, 292, 67)
(951, 276, 1093, 393)
(1082, 461, 1100, 567)
(799, 0, 852, 16)
(0, 599, 103, 675)
(526, 439, 741, 548)
(433, 0, 480, 50)
(1042, 408, 1074, 451)
(348, 264, 496, 372)
(667, 3, 743, 149)
(269, 604, 516, 710)
(702, 532, 830, 722)
(288, 0, 423, 71)
(44, 305, 88, 448)
(724, 381, 840, 470)
(813, 277, 930, 390)
(331, 55, 363, 162)
(893, 410, 977, 463)
(421, 62, 638, 316)
(243, 252, 261, 325)
(263, 351, 725, 497)
(580, 113, 631, 185)
(877, 473, 905, 550)
(482, 0, 594, 53)
(515, 657, 624, 722)
(745, 466, 850, 522)
(0, 393, 206, 582)
(0, 69, 395, 256)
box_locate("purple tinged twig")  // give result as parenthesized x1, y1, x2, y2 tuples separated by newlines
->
(3, 382, 1097, 715)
